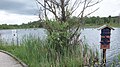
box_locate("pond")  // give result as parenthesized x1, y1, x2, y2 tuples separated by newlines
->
(0, 28, 120, 66)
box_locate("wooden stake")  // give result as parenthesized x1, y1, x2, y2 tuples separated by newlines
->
(103, 49, 106, 67)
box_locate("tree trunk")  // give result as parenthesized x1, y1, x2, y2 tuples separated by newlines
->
(44, 0, 47, 18)
(61, 0, 66, 22)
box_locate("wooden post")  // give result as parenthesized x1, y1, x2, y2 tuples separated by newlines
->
(98, 25, 115, 67)
(103, 49, 106, 67)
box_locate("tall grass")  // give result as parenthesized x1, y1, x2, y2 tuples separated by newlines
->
(0, 37, 99, 67)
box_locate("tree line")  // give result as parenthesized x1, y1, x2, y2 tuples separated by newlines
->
(0, 20, 43, 29)
(84, 16, 120, 25)
(0, 15, 119, 29)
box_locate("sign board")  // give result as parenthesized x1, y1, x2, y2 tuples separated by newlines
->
(98, 25, 114, 49)
(12, 29, 17, 37)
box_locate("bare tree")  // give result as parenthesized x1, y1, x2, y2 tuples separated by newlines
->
(36, 0, 101, 22)
(35, 1, 102, 65)
(36, 0, 102, 44)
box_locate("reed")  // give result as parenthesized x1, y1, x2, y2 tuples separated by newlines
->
(0, 36, 99, 67)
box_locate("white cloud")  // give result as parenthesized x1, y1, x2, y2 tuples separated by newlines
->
(0, 11, 39, 25)
(89, 0, 120, 17)
(0, 0, 120, 25)
(67, 0, 120, 17)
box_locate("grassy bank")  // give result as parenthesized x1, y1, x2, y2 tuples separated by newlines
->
(0, 37, 99, 67)
(82, 23, 120, 28)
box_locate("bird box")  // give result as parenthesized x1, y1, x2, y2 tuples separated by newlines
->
(98, 25, 114, 49)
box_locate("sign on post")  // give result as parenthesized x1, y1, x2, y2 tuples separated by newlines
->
(98, 25, 114, 66)
(98, 25, 114, 49)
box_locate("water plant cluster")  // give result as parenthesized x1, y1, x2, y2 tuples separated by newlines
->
(0, 35, 100, 67)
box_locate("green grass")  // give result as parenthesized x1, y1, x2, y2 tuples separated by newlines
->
(0, 37, 99, 67)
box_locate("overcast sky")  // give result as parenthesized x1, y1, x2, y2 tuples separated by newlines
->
(0, 0, 120, 25)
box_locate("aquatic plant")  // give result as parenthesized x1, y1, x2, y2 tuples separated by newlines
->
(0, 36, 99, 67)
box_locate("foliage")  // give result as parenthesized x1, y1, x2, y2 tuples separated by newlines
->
(84, 16, 120, 25)
(44, 20, 70, 55)
(0, 16, 120, 29)
(0, 20, 43, 29)
(0, 36, 98, 67)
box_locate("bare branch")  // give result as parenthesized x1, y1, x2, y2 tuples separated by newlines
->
(36, 0, 101, 22)
(71, 1, 84, 15)
(85, 8, 99, 16)
(86, 1, 100, 7)
(77, 0, 101, 17)
(77, 0, 87, 17)
(36, 0, 52, 12)
(71, 0, 79, 11)
(48, 0, 60, 8)
(64, 0, 70, 6)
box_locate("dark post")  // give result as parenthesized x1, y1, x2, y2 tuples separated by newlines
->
(98, 25, 114, 67)
(103, 49, 106, 66)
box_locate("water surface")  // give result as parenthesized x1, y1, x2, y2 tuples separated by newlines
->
(0, 28, 120, 66)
